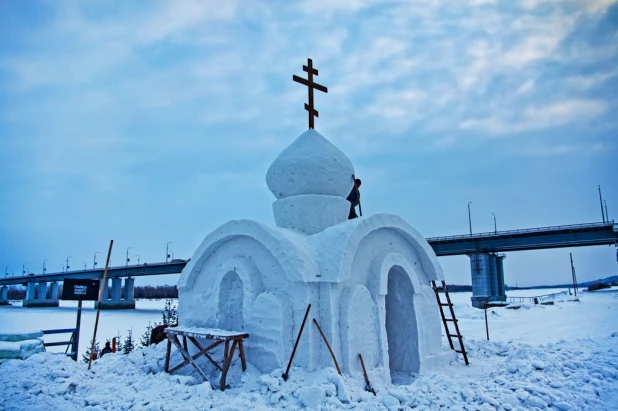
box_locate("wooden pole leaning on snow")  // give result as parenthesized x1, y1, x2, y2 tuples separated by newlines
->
(358, 354, 376, 395)
(282, 304, 311, 381)
(313, 319, 342, 375)
(88, 239, 113, 371)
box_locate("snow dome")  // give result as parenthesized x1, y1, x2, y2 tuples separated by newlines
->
(177, 126, 454, 382)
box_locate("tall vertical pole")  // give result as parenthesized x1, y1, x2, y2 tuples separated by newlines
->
(604, 200, 609, 221)
(484, 299, 490, 341)
(468, 202, 472, 235)
(88, 240, 113, 370)
(570, 253, 578, 297)
(492, 212, 497, 234)
(599, 185, 606, 223)
(74, 299, 82, 361)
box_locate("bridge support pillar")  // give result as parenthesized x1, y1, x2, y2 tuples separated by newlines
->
(26, 282, 35, 300)
(49, 282, 59, 300)
(468, 252, 506, 309)
(124, 277, 135, 301)
(111, 278, 122, 301)
(102, 279, 109, 300)
(37, 282, 47, 299)
(0, 286, 8, 305)
(100, 277, 135, 310)
(23, 282, 59, 307)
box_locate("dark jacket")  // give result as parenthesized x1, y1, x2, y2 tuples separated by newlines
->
(347, 187, 360, 208)
(100, 345, 113, 356)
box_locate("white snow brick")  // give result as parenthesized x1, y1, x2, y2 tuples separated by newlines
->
(297, 386, 326, 409)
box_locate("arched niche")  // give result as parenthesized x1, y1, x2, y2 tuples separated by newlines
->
(385, 265, 420, 376)
(340, 285, 380, 374)
(218, 270, 244, 331)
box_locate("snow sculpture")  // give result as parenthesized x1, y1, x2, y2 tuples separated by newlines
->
(178, 129, 454, 382)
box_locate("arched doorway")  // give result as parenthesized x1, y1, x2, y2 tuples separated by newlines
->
(385, 265, 419, 378)
(218, 271, 244, 331)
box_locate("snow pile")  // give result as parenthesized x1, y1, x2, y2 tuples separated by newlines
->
(1, 327, 617, 410)
(0, 330, 44, 363)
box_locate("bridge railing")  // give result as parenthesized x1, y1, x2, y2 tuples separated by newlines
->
(505, 291, 569, 304)
(427, 221, 613, 242)
(20, 260, 189, 277)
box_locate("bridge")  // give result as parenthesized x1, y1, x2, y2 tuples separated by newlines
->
(1, 221, 615, 308)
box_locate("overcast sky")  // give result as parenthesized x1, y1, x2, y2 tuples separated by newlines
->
(1, 0, 616, 288)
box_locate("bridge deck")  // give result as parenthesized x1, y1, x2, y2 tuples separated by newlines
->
(1, 221, 616, 286)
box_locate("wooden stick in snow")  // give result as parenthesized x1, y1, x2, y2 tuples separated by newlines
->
(88, 239, 113, 370)
(282, 304, 311, 381)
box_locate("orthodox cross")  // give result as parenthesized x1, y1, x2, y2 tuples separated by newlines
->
(293, 58, 328, 129)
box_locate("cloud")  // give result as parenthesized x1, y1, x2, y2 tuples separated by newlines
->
(460, 99, 608, 134)
(518, 142, 607, 156)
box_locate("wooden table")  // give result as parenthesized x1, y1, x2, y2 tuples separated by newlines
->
(164, 326, 249, 391)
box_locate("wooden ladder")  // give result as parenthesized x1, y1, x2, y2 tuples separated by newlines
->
(431, 280, 469, 365)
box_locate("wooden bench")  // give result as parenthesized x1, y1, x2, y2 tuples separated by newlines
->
(164, 327, 249, 391)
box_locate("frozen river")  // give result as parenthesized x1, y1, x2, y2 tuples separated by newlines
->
(0, 299, 170, 359)
(0, 286, 600, 359)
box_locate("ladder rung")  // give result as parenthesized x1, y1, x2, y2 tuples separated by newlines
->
(455, 350, 465, 354)
(445, 318, 458, 322)
(448, 334, 460, 338)
(439, 303, 451, 307)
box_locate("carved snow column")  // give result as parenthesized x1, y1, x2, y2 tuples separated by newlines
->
(0, 286, 8, 300)
(37, 282, 48, 300)
(111, 278, 122, 301)
(49, 282, 59, 300)
(124, 277, 135, 301)
(266, 129, 355, 234)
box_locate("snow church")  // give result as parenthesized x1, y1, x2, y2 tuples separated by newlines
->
(177, 59, 453, 382)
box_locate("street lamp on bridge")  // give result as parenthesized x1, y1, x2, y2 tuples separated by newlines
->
(82, 261, 87, 270)
(4, 265, 9, 278)
(43, 259, 48, 274)
(126, 247, 133, 266)
(492, 213, 497, 234)
(135, 254, 140, 265)
(22, 263, 27, 276)
(468, 202, 473, 235)
(166, 242, 173, 263)
(93, 252, 100, 269)
(66, 256, 72, 272)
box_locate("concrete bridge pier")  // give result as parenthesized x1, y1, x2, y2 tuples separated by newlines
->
(23, 281, 60, 307)
(100, 277, 135, 309)
(468, 252, 506, 308)
(0, 285, 8, 305)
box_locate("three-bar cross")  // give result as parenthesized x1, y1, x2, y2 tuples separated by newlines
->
(293, 58, 328, 129)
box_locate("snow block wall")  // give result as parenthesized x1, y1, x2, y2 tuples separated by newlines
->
(178, 129, 453, 382)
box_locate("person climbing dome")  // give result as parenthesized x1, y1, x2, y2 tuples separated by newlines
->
(100, 341, 113, 357)
(347, 178, 362, 219)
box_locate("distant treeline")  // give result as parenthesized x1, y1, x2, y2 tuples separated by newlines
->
(134, 285, 178, 299)
(4, 284, 178, 300)
(445, 285, 472, 292)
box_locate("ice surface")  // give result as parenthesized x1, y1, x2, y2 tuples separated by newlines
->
(0, 289, 617, 410)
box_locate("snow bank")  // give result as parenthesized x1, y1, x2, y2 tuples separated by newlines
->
(1, 330, 617, 410)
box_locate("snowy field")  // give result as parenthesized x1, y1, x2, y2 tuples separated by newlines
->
(1, 288, 617, 410)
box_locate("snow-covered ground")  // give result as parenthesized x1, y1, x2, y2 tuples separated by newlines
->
(1, 288, 617, 410)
